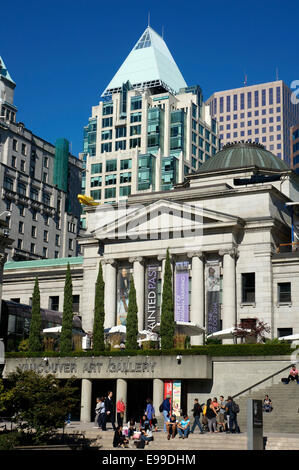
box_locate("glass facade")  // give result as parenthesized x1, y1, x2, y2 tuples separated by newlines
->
(138, 154, 155, 190)
(147, 107, 164, 153)
(161, 156, 178, 191)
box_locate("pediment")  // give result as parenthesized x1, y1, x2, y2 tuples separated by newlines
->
(91, 199, 243, 240)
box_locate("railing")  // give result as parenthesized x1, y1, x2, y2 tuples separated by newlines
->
(277, 242, 299, 253)
(232, 362, 294, 400)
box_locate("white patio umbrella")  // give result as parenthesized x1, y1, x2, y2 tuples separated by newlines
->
(108, 325, 126, 334)
(206, 327, 251, 340)
(278, 334, 299, 341)
(42, 326, 85, 336)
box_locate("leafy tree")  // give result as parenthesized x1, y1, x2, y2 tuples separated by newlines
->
(28, 278, 42, 352)
(160, 249, 175, 350)
(93, 263, 105, 353)
(125, 276, 138, 350)
(1, 369, 79, 443)
(233, 318, 271, 343)
(60, 263, 73, 354)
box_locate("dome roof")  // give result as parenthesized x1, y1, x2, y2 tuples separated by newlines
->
(198, 142, 289, 173)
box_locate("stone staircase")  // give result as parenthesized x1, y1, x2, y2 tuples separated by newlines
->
(235, 381, 299, 433)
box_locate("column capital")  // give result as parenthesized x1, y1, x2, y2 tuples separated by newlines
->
(157, 254, 166, 261)
(187, 250, 205, 261)
(219, 247, 238, 259)
(102, 258, 116, 266)
(129, 256, 143, 264)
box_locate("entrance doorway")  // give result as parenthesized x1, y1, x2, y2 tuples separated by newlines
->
(127, 380, 153, 422)
(91, 380, 116, 422)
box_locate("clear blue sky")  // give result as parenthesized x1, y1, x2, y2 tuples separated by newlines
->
(1, 0, 298, 156)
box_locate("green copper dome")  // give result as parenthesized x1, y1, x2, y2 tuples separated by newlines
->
(198, 142, 289, 173)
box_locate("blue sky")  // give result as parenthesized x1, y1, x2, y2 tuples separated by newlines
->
(1, 0, 298, 156)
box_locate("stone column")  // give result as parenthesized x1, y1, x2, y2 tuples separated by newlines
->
(219, 248, 238, 344)
(153, 379, 164, 417)
(116, 378, 128, 423)
(80, 378, 93, 423)
(188, 251, 205, 345)
(158, 255, 166, 292)
(129, 257, 144, 331)
(103, 259, 117, 328)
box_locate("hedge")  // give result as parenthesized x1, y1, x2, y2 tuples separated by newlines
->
(5, 343, 293, 358)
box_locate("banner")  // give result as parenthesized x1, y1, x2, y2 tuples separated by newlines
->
(145, 265, 159, 331)
(172, 381, 181, 417)
(164, 380, 173, 408)
(175, 262, 189, 322)
(205, 263, 220, 335)
(117, 266, 131, 326)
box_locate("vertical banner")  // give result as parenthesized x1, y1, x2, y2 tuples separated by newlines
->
(117, 266, 130, 326)
(145, 265, 159, 331)
(175, 262, 189, 322)
(172, 381, 181, 417)
(205, 263, 220, 335)
(164, 380, 173, 409)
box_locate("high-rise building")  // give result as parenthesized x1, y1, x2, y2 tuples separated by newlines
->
(0, 56, 83, 260)
(207, 81, 299, 167)
(80, 26, 219, 227)
(291, 124, 299, 173)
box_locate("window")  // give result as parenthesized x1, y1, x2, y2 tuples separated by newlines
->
(233, 94, 237, 111)
(115, 127, 126, 138)
(21, 144, 26, 156)
(12, 156, 16, 168)
(101, 129, 112, 140)
(49, 296, 59, 311)
(102, 117, 113, 127)
(32, 210, 37, 221)
(278, 282, 291, 303)
(18, 222, 24, 234)
(102, 102, 113, 115)
(13, 139, 18, 151)
(247, 92, 252, 108)
(105, 174, 117, 185)
(43, 247, 47, 258)
(17, 239, 22, 250)
(130, 112, 142, 123)
(105, 187, 116, 199)
(17, 183, 27, 196)
(130, 125, 141, 136)
(120, 159, 132, 170)
(91, 189, 101, 200)
(69, 239, 73, 250)
(101, 142, 112, 153)
(91, 176, 102, 187)
(31, 226, 37, 238)
(119, 185, 131, 197)
(30, 243, 35, 254)
(131, 96, 142, 110)
(73, 295, 80, 313)
(130, 138, 141, 148)
(91, 163, 102, 174)
(115, 140, 126, 151)
(55, 234, 60, 246)
(262, 89, 266, 106)
(242, 273, 255, 303)
(19, 205, 25, 217)
(44, 157, 49, 168)
(4, 177, 14, 190)
(120, 172, 131, 184)
(277, 328, 292, 338)
(21, 160, 25, 172)
(42, 192, 50, 206)
(106, 159, 117, 172)
(44, 230, 48, 242)
(30, 187, 38, 200)
(254, 91, 259, 107)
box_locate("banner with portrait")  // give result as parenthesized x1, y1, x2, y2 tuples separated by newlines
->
(172, 381, 182, 417)
(205, 263, 220, 335)
(117, 266, 131, 326)
(145, 264, 159, 331)
(175, 262, 189, 322)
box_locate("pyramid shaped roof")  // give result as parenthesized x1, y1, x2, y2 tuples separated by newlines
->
(102, 26, 187, 97)
(0, 56, 15, 84)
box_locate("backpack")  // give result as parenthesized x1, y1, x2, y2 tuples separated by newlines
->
(231, 402, 240, 414)
(159, 403, 163, 413)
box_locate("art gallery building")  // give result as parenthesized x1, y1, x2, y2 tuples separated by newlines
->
(2, 142, 299, 421)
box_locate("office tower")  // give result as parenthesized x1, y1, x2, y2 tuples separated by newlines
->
(0, 56, 83, 260)
(80, 26, 219, 227)
(207, 81, 299, 167)
(291, 124, 299, 173)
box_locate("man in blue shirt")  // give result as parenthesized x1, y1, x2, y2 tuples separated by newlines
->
(162, 395, 171, 432)
(177, 415, 191, 439)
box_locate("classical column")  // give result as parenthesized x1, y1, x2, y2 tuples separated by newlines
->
(188, 251, 205, 345)
(103, 259, 117, 328)
(116, 378, 128, 423)
(129, 257, 144, 331)
(219, 248, 238, 344)
(153, 379, 164, 417)
(158, 255, 166, 292)
(80, 378, 93, 423)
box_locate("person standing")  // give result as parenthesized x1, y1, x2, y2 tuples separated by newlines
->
(145, 398, 155, 430)
(116, 397, 126, 427)
(104, 391, 116, 431)
(94, 397, 101, 428)
(206, 398, 218, 433)
(161, 395, 171, 433)
(190, 399, 204, 434)
(226, 396, 240, 434)
(218, 396, 227, 432)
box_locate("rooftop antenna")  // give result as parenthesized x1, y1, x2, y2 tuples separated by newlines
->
(243, 72, 247, 87)
(148, 11, 150, 27)
(162, 25, 164, 38)
(276, 67, 279, 81)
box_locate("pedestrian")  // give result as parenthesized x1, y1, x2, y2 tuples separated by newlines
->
(225, 396, 240, 434)
(212, 397, 220, 413)
(116, 397, 126, 427)
(97, 396, 106, 429)
(145, 398, 155, 430)
(166, 414, 178, 440)
(206, 398, 218, 433)
(104, 391, 116, 431)
(218, 396, 227, 432)
(161, 394, 171, 432)
(94, 397, 101, 428)
(127, 418, 137, 439)
(177, 415, 191, 439)
(190, 398, 204, 434)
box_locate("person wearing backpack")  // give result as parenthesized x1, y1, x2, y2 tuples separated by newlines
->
(190, 399, 204, 434)
(225, 396, 240, 434)
(160, 395, 171, 433)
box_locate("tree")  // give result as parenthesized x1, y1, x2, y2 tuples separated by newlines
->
(1, 369, 79, 443)
(93, 262, 105, 353)
(28, 277, 42, 352)
(160, 249, 175, 350)
(60, 263, 73, 354)
(233, 318, 271, 343)
(125, 275, 138, 350)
